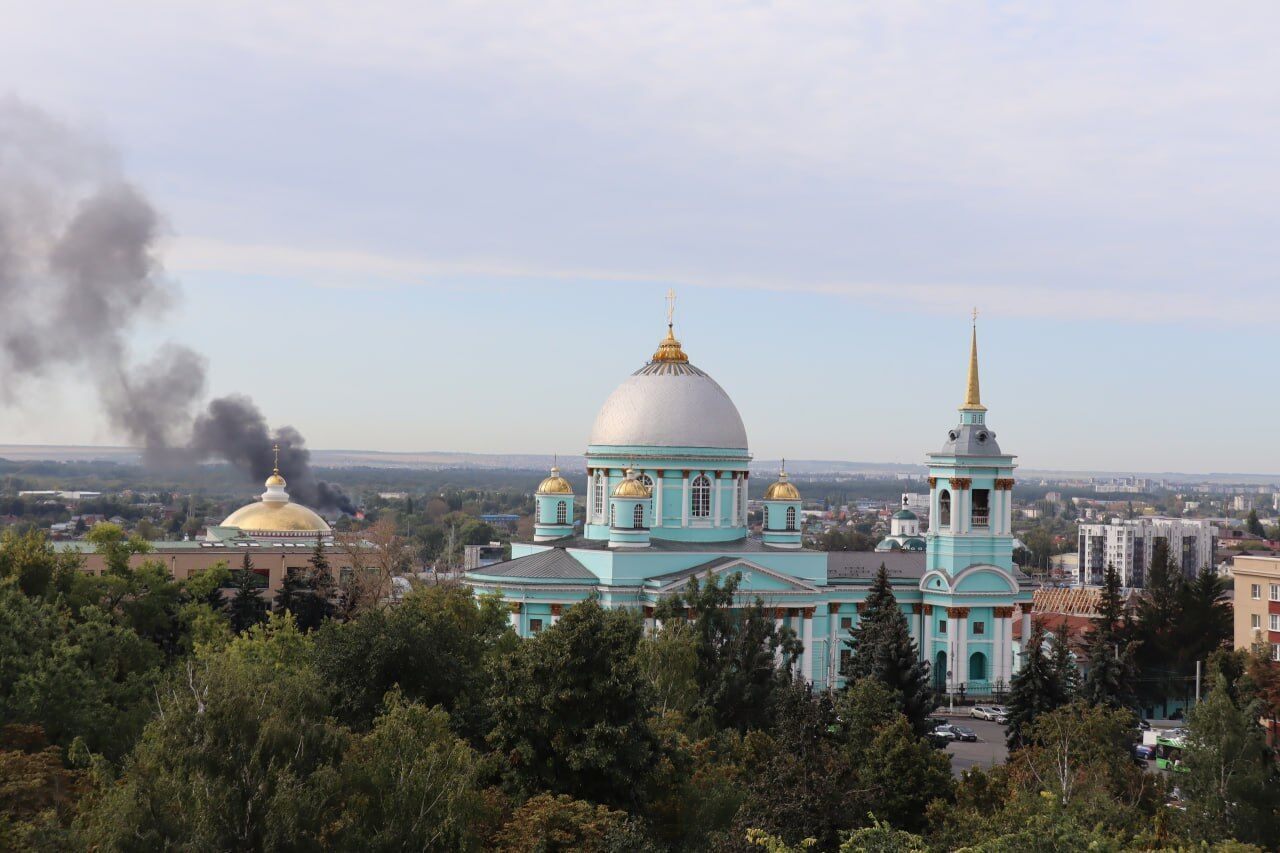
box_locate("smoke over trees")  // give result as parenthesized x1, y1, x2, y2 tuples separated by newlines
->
(0, 97, 352, 513)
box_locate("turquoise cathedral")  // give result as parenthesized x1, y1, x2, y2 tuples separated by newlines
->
(466, 312, 1036, 695)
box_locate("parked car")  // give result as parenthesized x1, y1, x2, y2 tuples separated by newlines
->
(947, 725, 978, 742)
(971, 705, 998, 720)
(1132, 743, 1156, 762)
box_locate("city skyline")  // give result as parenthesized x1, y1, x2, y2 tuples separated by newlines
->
(3, 4, 1279, 471)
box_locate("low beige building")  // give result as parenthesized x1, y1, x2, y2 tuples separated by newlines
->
(1232, 555, 1280, 659)
(71, 463, 363, 596)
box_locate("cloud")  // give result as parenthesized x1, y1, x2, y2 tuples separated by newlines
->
(168, 234, 1278, 325)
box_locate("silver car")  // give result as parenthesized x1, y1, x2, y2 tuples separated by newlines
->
(970, 705, 998, 720)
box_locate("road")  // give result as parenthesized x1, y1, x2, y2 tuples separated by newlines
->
(940, 715, 1009, 777)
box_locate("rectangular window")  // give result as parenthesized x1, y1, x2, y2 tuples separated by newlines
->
(1271, 614, 1280, 632)
(1252, 584, 1262, 600)
(839, 648, 852, 671)
(840, 616, 853, 630)
(1273, 644, 1280, 662)
(938, 619, 947, 634)
(972, 621, 985, 635)
(528, 618, 543, 634)
(1253, 614, 1262, 629)
(1271, 584, 1280, 602)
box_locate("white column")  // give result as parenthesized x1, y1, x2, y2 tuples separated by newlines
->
(509, 606, 520, 632)
(713, 473, 722, 527)
(999, 615, 1012, 685)
(681, 473, 690, 527)
(654, 472, 663, 528)
(730, 474, 739, 527)
(829, 607, 839, 683)
(586, 470, 594, 520)
(923, 606, 933, 663)
(956, 613, 969, 691)
(774, 612, 785, 664)
(802, 609, 813, 683)
(1021, 606, 1032, 660)
(957, 489, 969, 534)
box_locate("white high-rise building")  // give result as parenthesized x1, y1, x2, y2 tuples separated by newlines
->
(1077, 517, 1217, 588)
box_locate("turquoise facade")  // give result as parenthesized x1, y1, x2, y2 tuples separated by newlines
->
(467, 320, 1035, 697)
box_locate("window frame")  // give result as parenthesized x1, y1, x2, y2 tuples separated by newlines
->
(785, 506, 797, 531)
(555, 500, 567, 525)
(632, 503, 645, 529)
(691, 474, 712, 519)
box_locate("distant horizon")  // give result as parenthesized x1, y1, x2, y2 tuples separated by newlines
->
(2, 443, 1278, 485)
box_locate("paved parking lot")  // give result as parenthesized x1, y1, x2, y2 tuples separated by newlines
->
(940, 715, 1009, 776)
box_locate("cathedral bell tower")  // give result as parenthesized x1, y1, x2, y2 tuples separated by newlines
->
(925, 314, 1016, 573)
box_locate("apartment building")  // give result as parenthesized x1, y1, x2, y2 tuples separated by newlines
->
(1233, 555, 1280, 661)
(1077, 517, 1217, 588)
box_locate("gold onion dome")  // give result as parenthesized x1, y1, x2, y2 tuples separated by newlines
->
(536, 466, 574, 495)
(764, 467, 801, 501)
(612, 468, 651, 498)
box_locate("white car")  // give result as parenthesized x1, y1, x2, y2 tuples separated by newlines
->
(971, 705, 999, 720)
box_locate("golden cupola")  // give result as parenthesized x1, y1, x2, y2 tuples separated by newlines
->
(217, 446, 330, 536)
(612, 468, 652, 498)
(536, 466, 574, 495)
(764, 465, 801, 501)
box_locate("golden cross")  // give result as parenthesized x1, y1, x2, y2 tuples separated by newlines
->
(972, 306, 979, 326)
(272, 443, 280, 473)
(666, 288, 676, 327)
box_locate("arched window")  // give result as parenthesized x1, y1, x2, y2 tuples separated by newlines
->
(786, 506, 797, 531)
(556, 500, 567, 525)
(593, 474, 605, 521)
(640, 474, 654, 491)
(632, 504, 645, 529)
(691, 474, 711, 518)
(939, 490, 952, 530)
(934, 651, 947, 692)
(969, 651, 987, 682)
(609, 503, 616, 528)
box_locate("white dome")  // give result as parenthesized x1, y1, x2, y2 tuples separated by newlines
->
(588, 362, 748, 449)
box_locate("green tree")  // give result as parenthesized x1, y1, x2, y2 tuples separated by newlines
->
(655, 571, 800, 732)
(323, 692, 487, 851)
(1081, 564, 1138, 710)
(0, 529, 78, 598)
(0, 586, 158, 760)
(226, 553, 267, 634)
(1005, 622, 1064, 749)
(75, 615, 347, 851)
(487, 598, 657, 809)
(1047, 620, 1079, 703)
(85, 522, 151, 575)
(273, 543, 335, 632)
(492, 793, 659, 853)
(1181, 671, 1280, 848)
(1246, 509, 1264, 537)
(313, 585, 510, 735)
(842, 564, 935, 734)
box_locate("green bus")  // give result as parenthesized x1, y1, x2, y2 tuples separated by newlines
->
(1154, 735, 1188, 773)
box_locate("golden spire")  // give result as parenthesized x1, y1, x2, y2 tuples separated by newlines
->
(651, 288, 690, 363)
(961, 308, 986, 412)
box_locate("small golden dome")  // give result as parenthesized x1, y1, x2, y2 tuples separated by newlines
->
(764, 469, 801, 501)
(221, 500, 331, 533)
(536, 466, 574, 495)
(265, 471, 286, 487)
(612, 469, 651, 498)
(651, 325, 689, 363)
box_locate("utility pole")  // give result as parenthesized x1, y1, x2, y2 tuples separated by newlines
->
(1195, 659, 1202, 705)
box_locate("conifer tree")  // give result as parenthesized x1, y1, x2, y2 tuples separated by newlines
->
(275, 537, 336, 631)
(843, 564, 936, 734)
(1047, 619, 1078, 704)
(1005, 622, 1062, 749)
(1081, 563, 1138, 710)
(227, 553, 268, 634)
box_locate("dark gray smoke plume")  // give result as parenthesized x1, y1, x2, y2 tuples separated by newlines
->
(0, 98, 352, 514)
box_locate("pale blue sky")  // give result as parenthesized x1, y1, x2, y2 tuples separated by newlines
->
(2, 3, 1278, 472)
